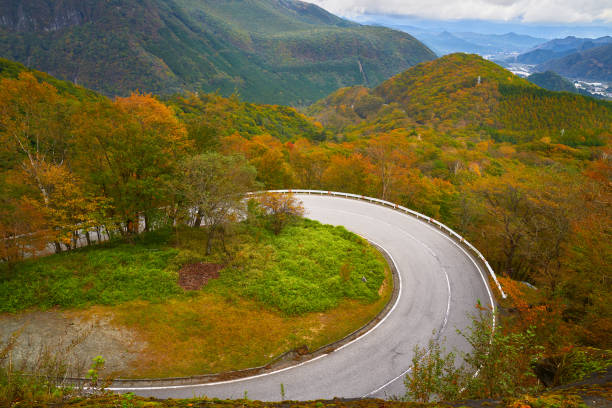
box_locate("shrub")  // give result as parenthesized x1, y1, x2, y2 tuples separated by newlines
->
(404, 309, 545, 401)
(255, 192, 305, 235)
(404, 334, 462, 402)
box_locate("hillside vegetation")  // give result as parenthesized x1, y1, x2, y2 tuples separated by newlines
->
(0, 54, 610, 404)
(537, 43, 612, 82)
(166, 92, 329, 146)
(0, 58, 100, 101)
(527, 71, 594, 97)
(309, 53, 611, 143)
(0, 0, 434, 105)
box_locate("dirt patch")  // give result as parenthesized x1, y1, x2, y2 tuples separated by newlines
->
(178, 262, 223, 290)
(0, 309, 146, 377)
(378, 276, 388, 296)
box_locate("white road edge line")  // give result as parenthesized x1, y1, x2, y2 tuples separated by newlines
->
(109, 239, 403, 392)
(360, 201, 495, 398)
(110, 194, 495, 397)
(322, 208, 452, 356)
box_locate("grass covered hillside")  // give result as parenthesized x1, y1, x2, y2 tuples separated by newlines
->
(0, 0, 434, 105)
(0, 219, 390, 377)
(309, 53, 611, 144)
(0, 220, 385, 315)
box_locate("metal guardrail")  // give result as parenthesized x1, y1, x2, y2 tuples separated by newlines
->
(8, 189, 505, 298)
(252, 189, 507, 299)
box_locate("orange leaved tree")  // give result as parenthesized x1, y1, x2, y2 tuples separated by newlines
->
(256, 192, 305, 235)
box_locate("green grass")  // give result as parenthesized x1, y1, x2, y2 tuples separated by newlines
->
(0, 231, 182, 313)
(225, 219, 385, 315)
(1, 219, 390, 377)
(0, 219, 385, 316)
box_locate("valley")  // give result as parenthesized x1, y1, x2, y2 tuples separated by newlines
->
(0, 0, 434, 105)
(0, 2, 610, 407)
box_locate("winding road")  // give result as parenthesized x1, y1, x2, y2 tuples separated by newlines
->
(111, 192, 498, 401)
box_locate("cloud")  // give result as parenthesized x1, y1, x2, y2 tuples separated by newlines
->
(305, 0, 612, 23)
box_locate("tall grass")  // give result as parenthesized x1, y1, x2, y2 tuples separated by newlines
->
(0, 230, 183, 313)
(0, 330, 84, 406)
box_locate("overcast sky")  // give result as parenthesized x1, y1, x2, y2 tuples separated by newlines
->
(306, 0, 612, 24)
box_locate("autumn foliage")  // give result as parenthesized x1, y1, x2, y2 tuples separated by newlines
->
(255, 192, 305, 235)
(0, 55, 610, 360)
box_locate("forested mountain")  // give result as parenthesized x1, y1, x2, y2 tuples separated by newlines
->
(0, 0, 435, 105)
(512, 35, 612, 65)
(1, 52, 611, 403)
(527, 71, 595, 97)
(536, 43, 612, 82)
(309, 53, 611, 145)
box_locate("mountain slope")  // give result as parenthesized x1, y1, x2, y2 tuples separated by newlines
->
(308, 53, 612, 144)
(0, 0, 435, 105)
(536, 43, 612, 82)
(527, 71, 596, 97)
(513, 36, 612, 65)
(0, 57, 100, 101)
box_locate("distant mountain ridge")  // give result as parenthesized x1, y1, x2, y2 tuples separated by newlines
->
(536, 43, 612, 82)
(512, 36, 612, 65)
(385, 28, 545, 58)
(0, 0, 435, 105)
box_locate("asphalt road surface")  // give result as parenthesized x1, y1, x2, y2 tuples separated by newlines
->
(112, 194, 495, 401)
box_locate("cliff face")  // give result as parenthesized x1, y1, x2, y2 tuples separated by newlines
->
(0, 0, 94, 32)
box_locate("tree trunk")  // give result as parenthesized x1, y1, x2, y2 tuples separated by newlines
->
(116, 222, 127, 238)
(126, 218, 136, 235)
(205, 227, 215, 255)
(219, 226, 229, 255)
(54, 242, 62, 254)
(72, 231, 79, 249)
(85, 230, 92, 246)
(193, 208, 203, 228)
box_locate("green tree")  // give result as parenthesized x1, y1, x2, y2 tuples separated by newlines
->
(175, 153, 257, 254)
(404, 310, 544, 401)
(459, 310, 544, 399)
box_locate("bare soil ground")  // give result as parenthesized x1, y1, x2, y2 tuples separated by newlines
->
(0, 310, 146, 377)
(177, 263, 223, 290)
